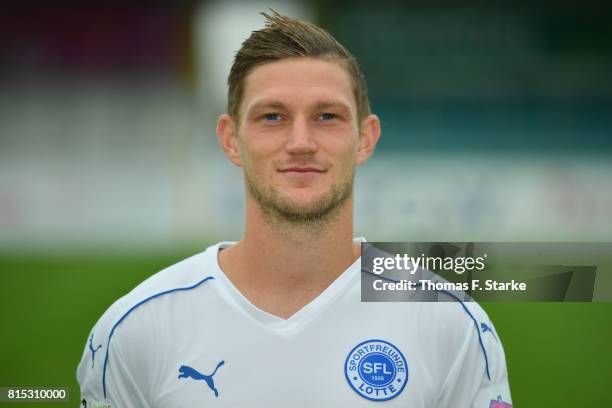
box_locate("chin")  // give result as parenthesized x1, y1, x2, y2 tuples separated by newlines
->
(281, 197, 325, 213)
(281, 189, 328, 207)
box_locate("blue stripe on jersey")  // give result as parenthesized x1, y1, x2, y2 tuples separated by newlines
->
(102, 275, 215, 399)
(438, 290, 491, 381)
(362, 271, 492, 381)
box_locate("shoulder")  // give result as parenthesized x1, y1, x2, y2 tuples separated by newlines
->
(433, 291, 492, 334)
(89, 246, 217, 344)
(77, 243, 221, 401)
(422, 293, 505, 383)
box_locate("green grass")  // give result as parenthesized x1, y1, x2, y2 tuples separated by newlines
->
(1, 252, 611, 407)
(0, 250, 191, 407)
(481, 302, 612, 406)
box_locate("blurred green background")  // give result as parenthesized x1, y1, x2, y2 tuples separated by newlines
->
(1, 1, 611, 407)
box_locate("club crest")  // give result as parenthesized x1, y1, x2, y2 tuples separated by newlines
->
(344, 339, 408, 401)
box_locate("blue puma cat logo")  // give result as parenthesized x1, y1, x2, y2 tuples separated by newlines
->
(178, 361, 225, 397)
(88, 333, 102, 368)
(481, 322, 497, 340)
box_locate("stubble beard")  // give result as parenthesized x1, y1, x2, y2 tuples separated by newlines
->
(245, 169, 354, 232)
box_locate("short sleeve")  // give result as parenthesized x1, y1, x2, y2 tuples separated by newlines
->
(438, 304, 513, 408)
(77, 323, 151, 408)
(76, 294, 154, 408)
(76, 249, 213, 407)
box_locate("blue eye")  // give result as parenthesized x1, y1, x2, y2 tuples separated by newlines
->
(319, 113, 337, 121)
(264, 113, 281, 121)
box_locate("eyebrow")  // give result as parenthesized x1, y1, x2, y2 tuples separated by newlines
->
(311, 100, 352, 113)
(247, 99, 353, 116)
(247, 101, 288, 114)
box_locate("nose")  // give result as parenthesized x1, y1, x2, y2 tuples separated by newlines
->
(285, 117, 318, 155)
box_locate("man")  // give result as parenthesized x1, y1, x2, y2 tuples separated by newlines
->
(77, 11, 512, 407)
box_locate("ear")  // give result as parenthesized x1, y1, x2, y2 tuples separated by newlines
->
(356, 114, 381, 165)
(216, 114, 243, 167)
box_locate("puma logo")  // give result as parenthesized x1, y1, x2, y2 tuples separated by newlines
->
(481, 322, 497, 340)
(178, 361, 225, 397)
(88, 333, 103, 368)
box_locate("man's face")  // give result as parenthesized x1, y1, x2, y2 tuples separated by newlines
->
(236, 57, 362, 225)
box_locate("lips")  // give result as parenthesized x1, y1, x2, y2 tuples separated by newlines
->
(280, 167, 325, 173)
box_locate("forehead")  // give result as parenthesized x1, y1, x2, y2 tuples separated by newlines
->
(240, 57, 356, 116)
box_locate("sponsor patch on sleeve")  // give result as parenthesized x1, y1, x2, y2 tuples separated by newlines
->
(81, 398, 112, 408)
(489, 395, 512, 408)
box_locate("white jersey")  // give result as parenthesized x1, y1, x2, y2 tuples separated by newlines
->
(77, 241, 512, 408)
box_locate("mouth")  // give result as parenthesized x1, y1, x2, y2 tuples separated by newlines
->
(278, 166, 327, 182)
(279, 166, 326, 174)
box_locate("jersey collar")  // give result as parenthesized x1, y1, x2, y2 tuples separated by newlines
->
(207, 238, 366, 335)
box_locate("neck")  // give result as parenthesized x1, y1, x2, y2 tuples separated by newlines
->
(218, 195, 360, 319)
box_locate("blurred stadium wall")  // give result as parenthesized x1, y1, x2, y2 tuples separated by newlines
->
(1, 1, 611, 250)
